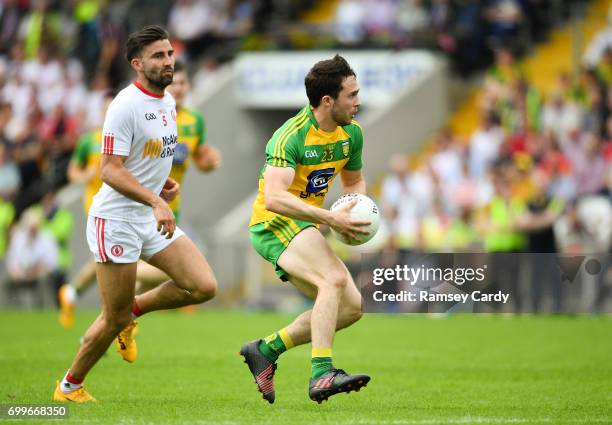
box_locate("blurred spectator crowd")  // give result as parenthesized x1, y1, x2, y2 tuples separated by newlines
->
(0, 0, 317, 306)
(0, 0, 609, 312)
(377, 37, 611, 311)
(330, 0, 587, 76)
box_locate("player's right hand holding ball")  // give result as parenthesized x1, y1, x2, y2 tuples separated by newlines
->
(328, 198, 370, 244)
(329, 194, 380, 245)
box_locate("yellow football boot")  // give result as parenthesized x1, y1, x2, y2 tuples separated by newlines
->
(115, 321, 138, 363)
(53, 381, 96, 403)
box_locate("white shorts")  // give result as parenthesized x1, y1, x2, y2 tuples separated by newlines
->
(86, 214, 185, 263)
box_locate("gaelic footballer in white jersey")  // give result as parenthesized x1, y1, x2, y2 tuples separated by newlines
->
(86, 81, 184, 264)
(89, 81, 178, 223)
(54, 25, 217, 404)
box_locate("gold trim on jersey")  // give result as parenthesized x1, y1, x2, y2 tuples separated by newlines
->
(274, 109, 307, 162)
(273, 111, 308, 166)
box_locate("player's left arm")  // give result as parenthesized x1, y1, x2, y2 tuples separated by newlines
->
(340, 169, 366, 195)
(192, 111, 221, 172)
(193, 144, 221, 172)
(341, 122, 366, 195)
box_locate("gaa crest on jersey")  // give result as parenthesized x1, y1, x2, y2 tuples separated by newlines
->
(305, 168, 334, 193)
(342, 141, 350, 158)
(111, 244, 124, 257)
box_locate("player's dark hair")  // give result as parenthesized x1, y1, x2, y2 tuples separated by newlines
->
(125, 25, 169, 62)
(305, 54, 356, 108)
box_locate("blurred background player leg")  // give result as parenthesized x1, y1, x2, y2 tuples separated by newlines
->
(156, 60, 221, 313)
(58, 94, 113, 329)
(134, 260, 168, 295)
(59, 260, 96, 328)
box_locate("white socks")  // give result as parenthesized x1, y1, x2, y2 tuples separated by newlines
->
(60, 371, 82, 394)
(64, 285, 77, 303)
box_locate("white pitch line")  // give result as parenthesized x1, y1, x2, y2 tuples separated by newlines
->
(55, 417, 612, 425)
(344, 418, 612, 425)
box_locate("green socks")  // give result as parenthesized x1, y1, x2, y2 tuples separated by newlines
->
(258, 331, 334, 379)
(258, 328, 294, 362)
(311, 348, 333, 379)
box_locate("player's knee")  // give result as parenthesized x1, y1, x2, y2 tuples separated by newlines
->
(102, 311, 132, 333)
(340, 300, 363, 327)
(348, 306, 363, 324)
(192, 277, 217, 303)
(324, 270, 348, 292)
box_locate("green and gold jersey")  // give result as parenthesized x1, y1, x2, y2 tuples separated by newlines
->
(169, 106, 206, 213)
(72, 129, 102, 214)
(250, 106, 364, 226)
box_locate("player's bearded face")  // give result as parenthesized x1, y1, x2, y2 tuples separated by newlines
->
(140, 39, 175, 90)
(331, 76, 360, 126)
(144, 60, 174, 90)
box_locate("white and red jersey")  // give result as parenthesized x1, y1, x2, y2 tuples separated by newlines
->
(89, 81, 178, 222)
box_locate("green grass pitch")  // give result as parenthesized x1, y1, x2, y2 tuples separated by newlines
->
(1, 310, 611, 425)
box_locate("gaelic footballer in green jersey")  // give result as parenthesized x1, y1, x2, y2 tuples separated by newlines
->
(241, 54, 371, 404)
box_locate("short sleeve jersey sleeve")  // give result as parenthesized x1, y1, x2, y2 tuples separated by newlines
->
(265, 129, 301, 169)
(344, 122, 364, 171)
(101, 97, 134, 156)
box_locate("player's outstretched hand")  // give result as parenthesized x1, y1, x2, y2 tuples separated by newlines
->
(204, 146, 222, 170)
(328, 199, 370, 243)
(152, 198, 176, 239)
(197, 145, 222, 171)
(160, 177, 180, 202)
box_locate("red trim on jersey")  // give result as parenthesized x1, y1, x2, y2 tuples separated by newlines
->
(103, 134, 115, 155)
(133, 81, 164, 99)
